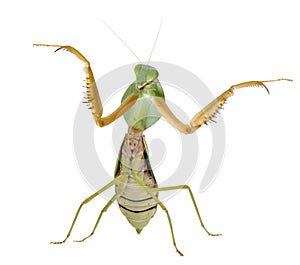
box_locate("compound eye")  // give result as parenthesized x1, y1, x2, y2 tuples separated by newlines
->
(146, 69, 158, 82)
(134, 64, 142, 75)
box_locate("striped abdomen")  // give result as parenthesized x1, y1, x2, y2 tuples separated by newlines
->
(115, 130, 158, 234)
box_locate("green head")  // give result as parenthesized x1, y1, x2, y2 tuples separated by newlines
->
(121, 64, 164, 130)
(134, 64, 159, 90)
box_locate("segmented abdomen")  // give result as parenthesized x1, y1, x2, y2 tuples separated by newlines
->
(116, 173, 157, 233)
(115, 131, 158, 233)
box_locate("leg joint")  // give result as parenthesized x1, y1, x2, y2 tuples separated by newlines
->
(181, 184, 191, 191)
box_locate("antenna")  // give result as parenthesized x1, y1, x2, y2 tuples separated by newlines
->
(99, 19, 142, 63)
(147, 18, 164, 64)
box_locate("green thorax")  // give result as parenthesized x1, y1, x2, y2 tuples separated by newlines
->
(121, 64, 165, 130)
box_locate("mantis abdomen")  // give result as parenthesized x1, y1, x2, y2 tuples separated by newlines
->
(115, 128, 158, 234)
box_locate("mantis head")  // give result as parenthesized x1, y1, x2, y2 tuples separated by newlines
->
(134, 64, 159, 90)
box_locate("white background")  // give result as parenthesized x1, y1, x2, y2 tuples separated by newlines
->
(1, 0, 299, 264)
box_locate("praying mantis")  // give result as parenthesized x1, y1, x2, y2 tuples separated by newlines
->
(34, 23, 292, 256)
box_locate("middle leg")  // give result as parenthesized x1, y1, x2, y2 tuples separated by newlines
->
(74, 191, 123, 242)
(151, 185, 221, 236)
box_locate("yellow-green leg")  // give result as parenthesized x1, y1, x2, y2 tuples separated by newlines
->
(50, 176, 123, 244)
(73, 191, 123, 243)
(151, 185, 221, 237)
(132, 175, 184, 256)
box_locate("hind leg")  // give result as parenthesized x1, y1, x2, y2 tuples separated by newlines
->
(73, 191, 123, 242)
(132, 174, 184, 256)
(50, 176, 123, 244)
